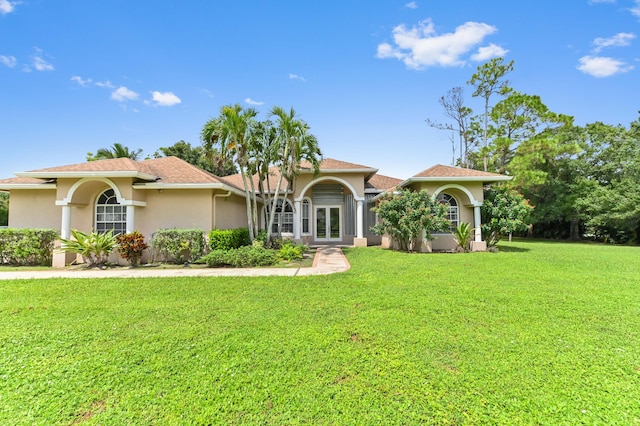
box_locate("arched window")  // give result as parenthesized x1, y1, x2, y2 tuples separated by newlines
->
(437, 193, 458, 230)
(96, 189, 126, 234)
(266, 199, 293, 234)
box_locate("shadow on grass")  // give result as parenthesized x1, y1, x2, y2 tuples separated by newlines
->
(495, 245, 530, 253)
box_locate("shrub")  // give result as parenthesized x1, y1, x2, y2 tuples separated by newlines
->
(150, 229, 206, 264)
(202, 245, 277, 268)
(60, 229, 117, 267)
(116, 231, 148, 267)
(0, 228, 58, 266)
(208, 228, 251, 250)
(452, 223, 473, 252)
(278, 241, 306, 261)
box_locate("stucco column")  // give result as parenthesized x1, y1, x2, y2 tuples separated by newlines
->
(293, 200, 301, 240)
(356, 199, 364, 239)
(473, 205, 482, 242)
(126, 205, 135, 234)
(61, 205, 71, 239)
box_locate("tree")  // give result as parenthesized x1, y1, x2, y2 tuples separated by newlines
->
(201, 104, 260, 241)
(486, 92, 573, 174)
(467, 57, 514, 171)
(0, 192, 8, 226)
(154, 140, 237, 176)
(427, 87, 476, 167)
(87, 143, 143, 161)
(481, 185, 534, 247)
(371, 189, 450, 251)
(266, 106, 321, 242)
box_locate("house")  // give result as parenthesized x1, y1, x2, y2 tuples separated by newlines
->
(0, 156, 510, 266)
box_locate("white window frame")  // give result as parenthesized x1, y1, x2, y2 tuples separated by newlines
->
(437, 193, 459, 231)
(265, 198, 294, 236)
(95, 188, 126, 234)
(302, 198, 312, 235)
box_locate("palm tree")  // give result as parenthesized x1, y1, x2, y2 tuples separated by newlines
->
(266, 106, 322, 241)
(202, 104, 259, 240)
(86, 143, 143, 161)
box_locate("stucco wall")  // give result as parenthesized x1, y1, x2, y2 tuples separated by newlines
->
(135, 189, 213, 237)
(8, 189, 60, 229)
(213, 192, 251, 229)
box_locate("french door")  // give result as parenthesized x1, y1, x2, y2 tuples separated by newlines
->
(315, 206, 341, 241)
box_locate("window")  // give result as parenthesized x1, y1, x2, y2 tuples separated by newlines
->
(266, 199, 293, 234)
(96, 189, 126, 234)
(302, 199, 311, 234)
(437, 193, 458, 230)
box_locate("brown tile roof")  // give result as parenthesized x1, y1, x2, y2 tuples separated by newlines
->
(139, 157, 227, 184)
(26, 157, 156, 175)
(300, 158, 377, 172)
(366, 174, 403, 191)
(222, 166, 291, 192)
(0, 177, 53, 185)
(412, 164, 508, 178)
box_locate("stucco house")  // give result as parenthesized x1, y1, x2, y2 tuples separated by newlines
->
(0, 156, 510, 265)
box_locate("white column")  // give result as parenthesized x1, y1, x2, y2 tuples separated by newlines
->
(60, 205, 71, 239)
(356, 199, 364, 239)
(126, 205, 135, 234)
(293, 200, 301, 240)
(473, 205, 482, 242)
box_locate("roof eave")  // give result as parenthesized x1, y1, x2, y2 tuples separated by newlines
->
(400, 175, 512, 186)
(133, 182, 246, 196)
(16, 171, 158, 180)
(0, 183, 57, 190)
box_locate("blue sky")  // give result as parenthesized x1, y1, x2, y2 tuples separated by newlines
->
(1, 0, 639, 180)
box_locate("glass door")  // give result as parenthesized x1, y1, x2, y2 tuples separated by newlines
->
(315, 206, 341, 241)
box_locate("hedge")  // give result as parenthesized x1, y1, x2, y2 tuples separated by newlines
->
(0, 228, 58, 266)
(150, 228, 206, 264)
(208, 228, 251, 251)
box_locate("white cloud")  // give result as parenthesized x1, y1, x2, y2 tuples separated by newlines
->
(71, 75, 92, 87)
(0, 55, 17, 68)
(0, 0, 16, 15)
(289, 73, 306, 82)
(577, 55, 634, 77)
(95, 80, 115, 88)
(376, 19, 502, 69)
(111, 86, 139, 101)
(631, 0, 640, 18)
(200, 88, 215, 98)
(405, 2, 418, 9)
(593, 32, 635, 52)
(28, 48, 54, 72)
(244, 97, 264, 106)
(148, 91, 182, 107)
(471, 43, 509, 61)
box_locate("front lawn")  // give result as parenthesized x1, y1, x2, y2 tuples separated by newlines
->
(1, 240, 639, 424)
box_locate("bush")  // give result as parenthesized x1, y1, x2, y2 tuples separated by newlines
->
(202, 245, 277, 268)
(208, 228, 251, 250)
(150, 229, 206, 264)
(452, 223, 473, 252)
(60, 229, 117, 267)
(278, 241, 307, 261)
(0, 228, 58, 266)
(116, 231, 148, 267)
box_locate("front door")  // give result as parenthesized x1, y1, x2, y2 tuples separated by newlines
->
(315, 206, 341, 241)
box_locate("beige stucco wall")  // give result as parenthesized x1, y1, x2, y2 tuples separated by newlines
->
(135, 189, 213, 237)
(8, 189, 60, 229)
(212, 192, 251, 229)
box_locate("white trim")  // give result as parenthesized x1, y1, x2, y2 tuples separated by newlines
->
(295, 176, 364, 202)
(433, 184, 482, 207)
(17, 171, 158, 180)
(301, 198, 312, 236)
(315, 205, 342, 241)
(134, 182, 245, 197)
(0, 184, 56, 190)
(55, 177, 147, 208)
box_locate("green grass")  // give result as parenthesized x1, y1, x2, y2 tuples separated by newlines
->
(1, 240, 639, 424)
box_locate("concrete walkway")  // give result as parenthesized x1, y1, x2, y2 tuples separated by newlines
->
(0, 246, 351, 280)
